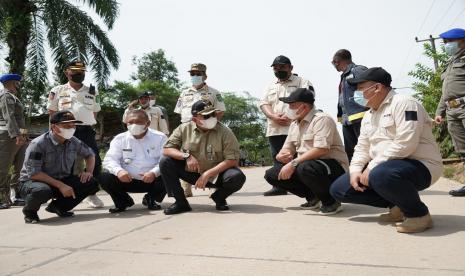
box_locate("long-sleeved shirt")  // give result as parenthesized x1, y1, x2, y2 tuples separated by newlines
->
(436, 49, 465, 117)
(350, 90, 443, 184)
(0, 88, 25, 138)
(103, 129, 167, 179)
(122, 106, 169, 135)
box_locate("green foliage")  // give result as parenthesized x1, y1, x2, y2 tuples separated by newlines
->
(132, 50, 180, 89)
(408, 43, 455, 158)
(222, 92, 271, 164)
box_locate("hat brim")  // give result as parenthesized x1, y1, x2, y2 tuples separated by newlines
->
(271, 62, 291, 67)
(347, 77, 369, 85)
(54, 119, 83, 124)
(198, 109, 218, 116)
(67, 66, 87, 71)
(278, 96, 297, 103)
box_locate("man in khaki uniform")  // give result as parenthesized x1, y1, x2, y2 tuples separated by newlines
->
(0, 74, 28, 208)
(160, 100, 245, 215)
(47, 60, 103, 208)
(264, 88, 348, 215)
(122, 91, 169, 135)
(433, 28, 465, 197)
(260, 55, 314, 196)
(330, 67, 443, 233)
(174, 63, 226, 197)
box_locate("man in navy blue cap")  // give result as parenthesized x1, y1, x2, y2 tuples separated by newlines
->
(433, 28, 465, 196)
(0, 73, 28, 209)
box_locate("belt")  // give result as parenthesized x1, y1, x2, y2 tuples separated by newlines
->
(446, 97, 465, 109)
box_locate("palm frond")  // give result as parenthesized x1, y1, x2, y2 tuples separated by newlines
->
(26, 14, 48, 93)
(77, 0, 119, 29)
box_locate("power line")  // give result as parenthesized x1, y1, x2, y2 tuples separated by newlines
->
(395, 0, 436, 83)
(449, 5, 465, 27)
(432, 0, 457, 33)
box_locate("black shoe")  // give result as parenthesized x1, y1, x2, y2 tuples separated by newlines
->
(449, 186, 465, 197)
(263, 187, 287, 196)
(142, 194, 162, 210)
(45, 203, 74, 217)
(0, 202, 10, 209)
(23, 211, 40, 224)
(109, 198, 135, 213)
(211, 193, 230, 211)
(11, 199, 25, 206)
(164, 202, 192, 215)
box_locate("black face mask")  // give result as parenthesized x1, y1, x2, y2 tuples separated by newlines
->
(274, 70, 288, 80)
(70, 73, 85, 83)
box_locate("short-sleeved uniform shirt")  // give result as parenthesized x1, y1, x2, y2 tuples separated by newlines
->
(47, 83, 101, 125)
(282, 107, 349, 171)
(19, 132, 95, 182)
(174, 85, 226, 123)
(260, 75, 313, 137)
(164, 122, 240, 173)
(0, 89, 25, 138)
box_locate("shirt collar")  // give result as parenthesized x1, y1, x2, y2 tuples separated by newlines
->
(48, 131, 61, 146)
(276, 74, 296, 84)
(301, 105, 319, 123)
(66, 82, 86, 92)
(375, 89, 396, 110)
(342, 63, 355, 75)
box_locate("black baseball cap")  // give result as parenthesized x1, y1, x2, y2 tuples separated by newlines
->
(138, 91, 151, 98)
(347, 67, 392, 87)
(50, 110, 82, 124)
(191, 100, 218, 116)
(279, 88, 315, 104)
(271, 55, 291, 67)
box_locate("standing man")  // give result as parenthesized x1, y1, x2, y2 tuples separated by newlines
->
(264, 88, 348, 215)
(434, 28, 465, 197)
(100, 110, 167, 213)
(47, 60, 103, 208)
(260, 55, 313, 196)
(19, 111, 99, 223)
(160, 100, 245, 215)
(332, 49, 368, 162)
(174, 63, 226, 197)
(122, 91, 169, 135)
(330, 67, 443, 233)
(0, 74, 28, 209)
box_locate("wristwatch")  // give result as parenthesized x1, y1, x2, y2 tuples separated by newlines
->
(182, 152, 191, 160)
(290, 159, 299, 167)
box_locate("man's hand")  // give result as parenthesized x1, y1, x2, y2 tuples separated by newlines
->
(59, 183, 76, 199)
(278, 163, 295, 180)
(276, 151, 293, 164)
(360, 168, 370, 187)
(186, 155, 200, 173)
(15, 135, 26, 146)
(272, 113, 291, 126)
(139, 172, 156, 183)
(195, 170, 213, 190)
(79, 171, 93, 183)
(117, 170, 132, 183)
(434, 115, 443, 124)
(350, 172, 366, 192)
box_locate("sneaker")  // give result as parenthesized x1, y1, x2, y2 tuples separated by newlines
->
(396, 213, 433, 233)
(318, 202, 343, 215)
(85, 195, 104, 208)
(300, 198, 321, 210)
(379, 206, 404, 223)
(449, 186, 465, 197)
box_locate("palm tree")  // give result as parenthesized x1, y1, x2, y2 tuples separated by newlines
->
(0, 0, 120, 93)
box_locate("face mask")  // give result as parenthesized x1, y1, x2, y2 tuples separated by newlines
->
(149, 100, 156, 106)
(353, 84, 378, 107)
(127, 124, 147, 136)
(57, 127, 76, 140)
(274, 70, 288, 80)
(200, 117, 217, 129)
(286, 107, 299, 120)
(70, 73, 85, 83)
(140, 102, 150, 108)
(191, 75, 203, 86)
(445, 41, 459, 56)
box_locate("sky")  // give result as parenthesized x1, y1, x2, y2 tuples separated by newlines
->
(2, 0, 465, 117)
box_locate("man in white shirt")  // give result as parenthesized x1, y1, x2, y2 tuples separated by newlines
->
(99, 110, 167, 213)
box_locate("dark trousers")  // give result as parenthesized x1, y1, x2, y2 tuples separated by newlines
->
(268, 135, 288, 165)
(342, 121, 361, 162)
(98, 172, 166, 208)
(159, 156, 246, 203)
(264, 159, 345, 205)
(330, 159, 431, 218)
(74, 125, 101, 177)
(19, 175, 99, 213)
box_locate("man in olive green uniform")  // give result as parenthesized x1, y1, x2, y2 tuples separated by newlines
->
(434, 28, 465, 196)
(160, 100, 245, 215)
(0, 74, 27, 209)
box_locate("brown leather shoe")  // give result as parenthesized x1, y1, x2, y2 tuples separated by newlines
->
(379, 206, 404, 223)
(396, 213, 433, 233)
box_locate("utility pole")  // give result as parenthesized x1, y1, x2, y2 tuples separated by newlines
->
(415, 35, 440, 71)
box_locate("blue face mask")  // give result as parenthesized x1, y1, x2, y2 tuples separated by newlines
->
(353, 90, 367, 106)
(445, 41, 459, 56)
(191, 75, 203, 86)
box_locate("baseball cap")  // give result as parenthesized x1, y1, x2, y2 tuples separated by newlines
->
(50, 110, 82, 124)
(271, 55, 291, 67)
(191, 100, 218, 116)
(347, 67, 392, 87)
(188, 63, 207, 72)
(279, 88, 315, 104)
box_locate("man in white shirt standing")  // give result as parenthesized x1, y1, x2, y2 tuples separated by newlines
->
(99, 110, 167, 213)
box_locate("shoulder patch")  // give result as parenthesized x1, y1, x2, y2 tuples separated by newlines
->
(30, 152, 43, 160)
(405, 111, 418, 121)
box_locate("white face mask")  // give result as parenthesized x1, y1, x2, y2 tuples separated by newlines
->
(286, 108, 298, 120)
(127, 124, 147, 136)
(191, 75, 203, 86)
(57, 127, 76, 140)
(200, 117, 218, 129)
(149, 99, 156, 106)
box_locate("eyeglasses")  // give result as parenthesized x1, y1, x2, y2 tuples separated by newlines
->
(190, 72, 204, 76)
(202, 113, 216, 120)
